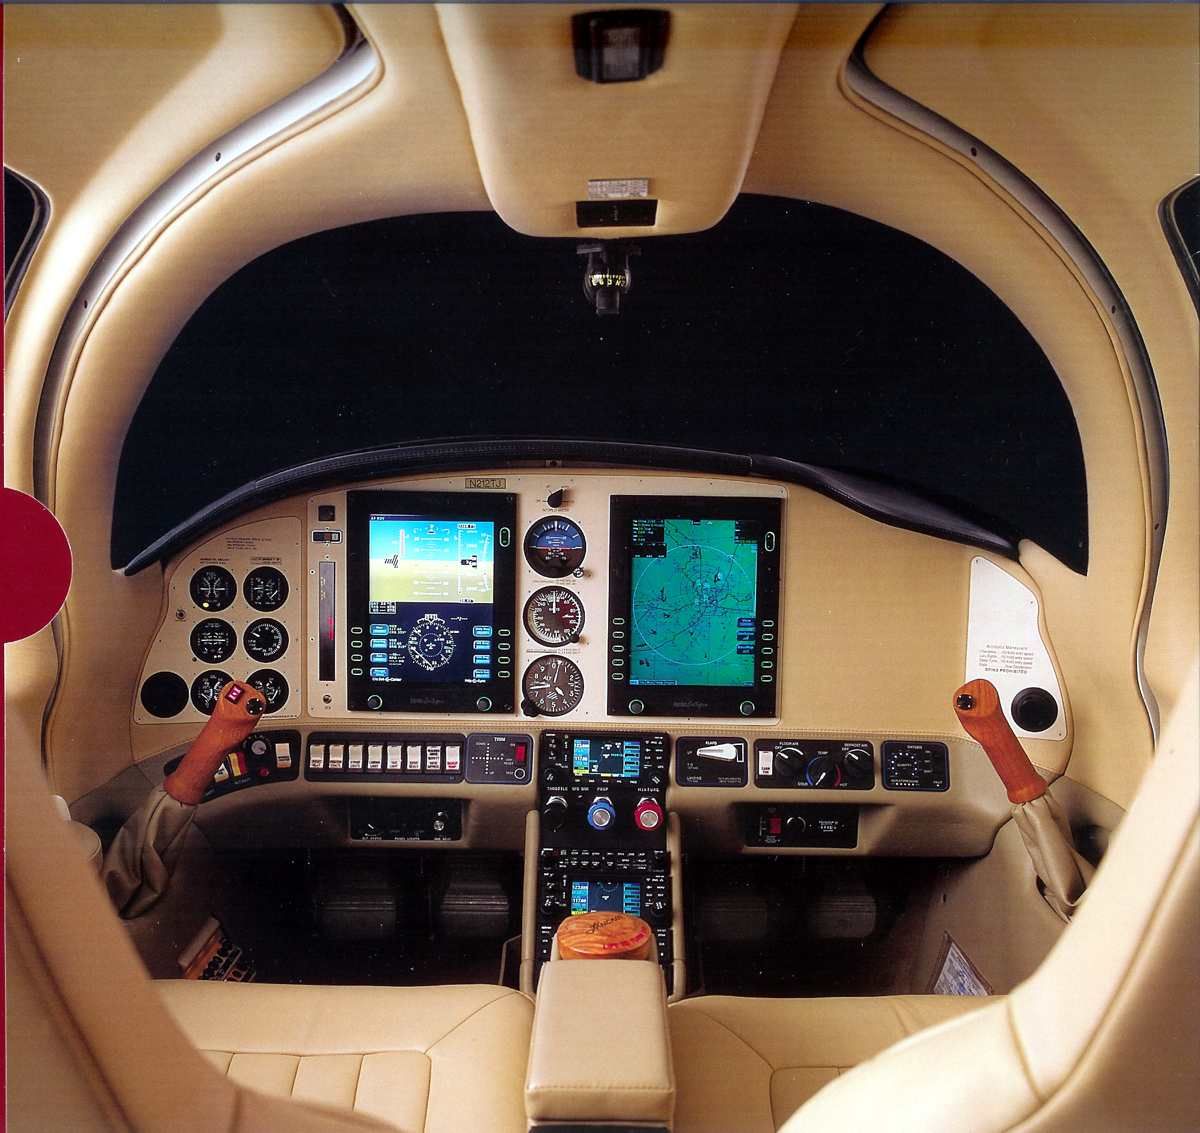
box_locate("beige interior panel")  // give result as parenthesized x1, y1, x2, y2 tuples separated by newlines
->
(860, 3, 1200, 732)
(743, 4, 1166, 806)
(435, 2, 799, 237)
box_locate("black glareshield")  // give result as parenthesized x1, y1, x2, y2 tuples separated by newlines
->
(345, 490, 517, 713)
(607, 495, 782, 718)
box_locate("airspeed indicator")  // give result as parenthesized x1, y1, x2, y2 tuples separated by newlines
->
(523, 586, 585, 647)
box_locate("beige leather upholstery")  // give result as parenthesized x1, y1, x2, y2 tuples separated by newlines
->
(526, 958, 675, 1126)
(669, 993, 992, 1132)
(158, 980, 533, 1133)
(776, 664, 1200, 1131)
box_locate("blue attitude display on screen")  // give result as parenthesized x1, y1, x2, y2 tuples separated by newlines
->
(572, 737, 642, 778)
(570, 880, 642, 917)
(366, 515, 495, 685)
(628, 517, 759, 688)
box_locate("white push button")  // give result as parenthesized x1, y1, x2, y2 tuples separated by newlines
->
(386, 744, 403, 770)
(367, 744, 383, 771)
(445, 744, 461, 773)
(757, 748, 773, 776)
(328, 744, 345, 770)
(406, 745, 422, 772)
(309, 744, 326, 770)
(274, 742, 293, 769)
(425, 745, 442, 772)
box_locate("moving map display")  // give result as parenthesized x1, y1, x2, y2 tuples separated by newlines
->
(629, 518, 758, 688)
(608, 496, 781, 718)
(346, 490, 516, 713)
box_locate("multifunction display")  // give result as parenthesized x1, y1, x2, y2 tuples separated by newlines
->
(572, 736, 642, 778)
(608, 496, 782, 718)
(570, 878, 643, 916)
(346, 491, 516, 713)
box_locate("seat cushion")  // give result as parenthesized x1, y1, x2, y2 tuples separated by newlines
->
(157, 981, 533, 1133)
(668, 994, 996, 1133)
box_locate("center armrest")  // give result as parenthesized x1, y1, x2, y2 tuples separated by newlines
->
(525, 959, 675, 1128)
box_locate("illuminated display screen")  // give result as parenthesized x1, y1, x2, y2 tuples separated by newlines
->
(570, 879, 642, 917)
(628, 517, 759, 688)
(365, 515, 496, 686)
(572, 737, 642, 778)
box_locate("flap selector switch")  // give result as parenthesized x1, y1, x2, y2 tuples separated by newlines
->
(586, 796, 616, 832)
(633, 797, 664, 831)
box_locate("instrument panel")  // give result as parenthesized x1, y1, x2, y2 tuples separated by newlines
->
(130, 467, 1072, 859)
(304, 473, 788, 725)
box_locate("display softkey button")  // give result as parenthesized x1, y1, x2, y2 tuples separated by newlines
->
(444, 744, 461, 773)
(348, 744, 364, 771)
(405, 745, 422, 772)
(309, 745, 326, 770)
(386, 744, 403, 771)
(328, 744, 345, 770)
(367, 744, 383, 771)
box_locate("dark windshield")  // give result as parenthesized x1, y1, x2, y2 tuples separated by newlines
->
(114, 195, 1086, 571)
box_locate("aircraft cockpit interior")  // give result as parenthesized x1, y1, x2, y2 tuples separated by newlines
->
(4, 5, 1198, 1132)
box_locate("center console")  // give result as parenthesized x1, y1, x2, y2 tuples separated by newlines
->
(535, 730, 675, 990)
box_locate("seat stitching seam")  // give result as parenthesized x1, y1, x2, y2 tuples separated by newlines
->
(288, 1053, 302, 1098)
(423, 990, 517, 1054)
(352, 1052, 366, 1113)
(687, 1010, 776, 1072)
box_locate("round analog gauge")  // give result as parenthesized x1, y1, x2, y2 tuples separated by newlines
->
(407, 613, 455, 672)
(189, 566, 236, 612)
(243, 618, 289, 663)
(522, 655, 585, 717)
(244, 566, 289, 612)
(523, 516, 586, 578)
(247, 668, 289, 714)
(190, 618, 236, 664)
(523, 586, 585, 647)
(191, 669, 233, 715)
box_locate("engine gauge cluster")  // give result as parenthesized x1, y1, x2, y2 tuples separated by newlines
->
(136, 525, 299, 723)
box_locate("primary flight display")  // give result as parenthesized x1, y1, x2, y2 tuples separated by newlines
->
(346, 490, 516, 713)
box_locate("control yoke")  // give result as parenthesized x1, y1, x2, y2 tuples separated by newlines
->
(163, 681, 266, 804)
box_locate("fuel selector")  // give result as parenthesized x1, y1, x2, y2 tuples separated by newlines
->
(755, 740, 875, 790)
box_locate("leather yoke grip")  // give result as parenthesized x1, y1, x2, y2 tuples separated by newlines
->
(163, 681, 266, 804)
(953, 678, 1047, 804)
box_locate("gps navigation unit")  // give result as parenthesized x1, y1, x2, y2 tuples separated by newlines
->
(346, 490, 516, 713)
(607, 496, 782, 718)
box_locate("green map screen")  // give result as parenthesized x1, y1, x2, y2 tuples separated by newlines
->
(628, 517, 760, 688)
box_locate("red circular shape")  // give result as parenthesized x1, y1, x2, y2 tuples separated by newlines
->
(0, 488, 73, 643)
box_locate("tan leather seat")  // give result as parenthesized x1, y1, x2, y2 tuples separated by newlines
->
(157, 980, 532, 1133)
(669, 993, 991, 1131)
(671, 665, 1199, 1133)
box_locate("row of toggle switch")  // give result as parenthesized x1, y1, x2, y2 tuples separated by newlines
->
(308, 738, 461, 777)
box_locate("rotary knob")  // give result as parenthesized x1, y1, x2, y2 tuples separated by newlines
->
(634, 798, 664, 832)
(542, 795, 568, 832)
(842, 747, 873, 779)
(773, 746, 804, 781)
(586, 796, 616, 832)
(783, 815, 808, 845)
(804, 755, 843, 788)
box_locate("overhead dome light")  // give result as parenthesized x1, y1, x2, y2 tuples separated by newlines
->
(572, 10, 670, 84)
